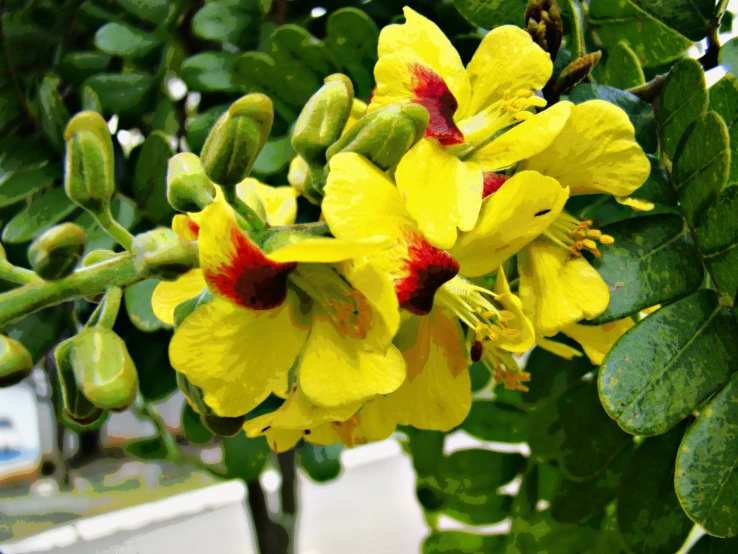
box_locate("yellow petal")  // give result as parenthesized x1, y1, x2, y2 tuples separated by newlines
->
(563, 318, 635, 365)
(615, 195, 655, 211)
(468, 102, 572, 171)
(172, 214, 200, 241)
(264, 429, 302, 452)
(299, 318, 406, 408)
(267, 236, 394, 264)
(451, 171, 569, 277)
(382, 310, 471, 431)
(377, 7, 470, 115)
(518, 240, 610, 336)
(151, 269, 206, 325)
(462, 26, 553, 118)
(343, 260, 401, 343)
(396, 139, 482, 249)
(198, 201, 296, 310)
(169, 295, 308, 417)
(344, 98, 368, 132)
(535, 336, 583, 360)
(525, 100, 650, 196)
(323, 152, 414, 242)
(493, 268, 535, 352)
(354, 399, 397, 445)
(236, 178, 299, 226)
(288, 156, 309, 193)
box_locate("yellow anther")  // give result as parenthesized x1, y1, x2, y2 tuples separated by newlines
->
(502, 329, 521, 338)
(586, 229, 602, 239)
(600, 234, 615, 244)
(582, 238, 598, 250)
(498, 310, 516, 321)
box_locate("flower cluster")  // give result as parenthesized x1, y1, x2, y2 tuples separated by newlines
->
(155, 7, 650, 451)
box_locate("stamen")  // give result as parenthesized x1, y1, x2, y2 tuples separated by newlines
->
(544, 212, 614, 259)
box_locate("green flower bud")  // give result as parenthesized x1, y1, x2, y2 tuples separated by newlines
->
(0, 335, 33, 388)
(67, 327, 138, 411)
(167, 153, 216, 213)
(55, 338, 104, 425)
(28, 223, 87, 281)
(132, 228, 199, 281)
(554, 51, 602, 96)
(292, 74, 354, 167)
(200, 94, 274, 187)
(176, 373, 244, 437)
(82, 249, 118, 267)
(326, 104, 429, 170)
(64, 111, 116, 214)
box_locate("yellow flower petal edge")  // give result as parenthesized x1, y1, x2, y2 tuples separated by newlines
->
(267, 236, 395, 264)
(493, 268, 535, 353)
(451, 171, 569, 278)
(524, 100, 650, 197)
(169, 295, 308, 417)
(563, 318, 635, 365)
(535, 336, 583, 360)
(236, 178, 298, 227)
(151, 269, 206, 325)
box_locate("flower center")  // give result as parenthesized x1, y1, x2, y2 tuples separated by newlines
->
(435, 276, 518, 343)
(479, 347, 531, 392)
(452, 91, 547, 157)
(543, 212, 614, 258)
(290, 265, 372, 339)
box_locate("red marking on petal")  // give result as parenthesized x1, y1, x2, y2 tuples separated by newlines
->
(482, 172, 510, 199)
(187, 219, 200, 238)
(394, 229, 460, 316)
(204, 226, 296, 310)
(471, 340, 483, 363)
(411, 64, 464, 145)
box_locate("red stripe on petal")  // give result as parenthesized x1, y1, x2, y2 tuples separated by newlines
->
(205, 226, 296, 310)
(412, 64, 464, 146)
(395, 229, 460, 316)
(482, 172, 510, 199)
(187, 219, 200, 238)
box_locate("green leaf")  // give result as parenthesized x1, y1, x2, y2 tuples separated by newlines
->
(132, 131, 175, 224)
(192, 1, 253, 43)
(252, 135, 294, 176)
(592, 40, 645, 90)
(522, 344, 594, 409)
(506, 511, 601, 553)
(551, 444, 633, 524)
(401, 427, 445, 477)
(634, 156, 678, 207)
(185, 104, 228, 155)
(115, 0, 169, 24)
(451, 0, 528, 28)
(695, 186, 738, 300)
(709, 75, 738, 184)
(672, 112, 730, 228)
(618, 423, 693, 554)
(323, 8, 379, 100)
(569, 83, 658, 153)
(2, 187, 76, 243)
(126, 329, 177, 402)
(599, 290, 738, 436)
(124, 279, 164, 332)
(528, 381, 632, 480)
(690, 535, 738, 553)
(422, 532, 505, 554)
(590, 214, 704, 323)
(6, 306, 66, 361)
(461, 401, 528, 443)
(38, 79, 70, 151)
(435, 449, 523, 525)
(676, 371, 738, 538)
(181, 402, 213, 445)
(125, 437, 168, 460)
(59, 52, 112, 86)
(76, 196, 142, 254)
(94, 22, 160, 58)
(719, 37, 738, 77)
(180, 52, 236, 93)
(658, 58, 708, 161)
(588, 0, 691, 67)
(299, 443, 342, 482)
(84, 73, 155, 117)
(223, 433, 270, 482)
(0, 164, 58, 208)
(629, 0, 714, 41)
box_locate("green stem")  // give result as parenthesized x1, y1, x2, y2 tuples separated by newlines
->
(277, 221, 331, 236)
(94, 208, 135, 252)
(0, 254, 140, 328)
(87, 287, 122, 329)
(0, 262, 42, 285)
(222, 187, 267, 232)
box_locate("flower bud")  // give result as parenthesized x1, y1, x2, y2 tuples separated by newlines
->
(132, 228, 199, 281)
(326, 104, 429, 170)
(0, 335, 33, 388)
(64, 111, 116, 214)
(28, 223, 87, 281)
(82, 249, 118, 267)
(167, 153, 216, 213)
(200, 94, 274, 187)
(292, 74, 354, 166)
(525, 0, 563, 62)
(66, 327, 138, 411)
(176, 372, 244, 436)
(554, 52, 602, 95)
(55, 338, 104, 425)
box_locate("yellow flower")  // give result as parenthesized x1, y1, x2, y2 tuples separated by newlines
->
(153, 196, 406, 421)
(369, 6, 575, 249)
(321, 153, 556, 430)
